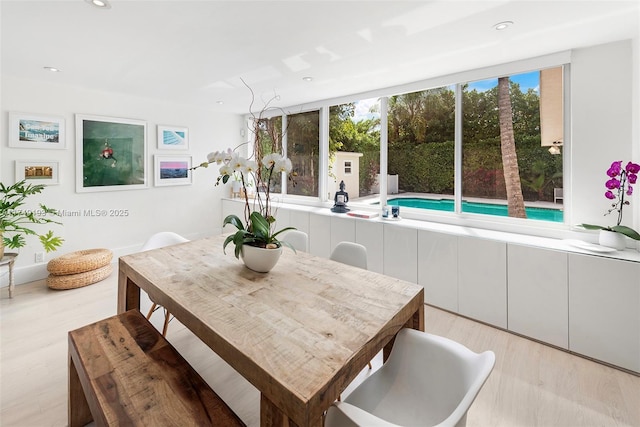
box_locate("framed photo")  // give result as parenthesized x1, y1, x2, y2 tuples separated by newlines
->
(15, 160, 60, 185)
(154, 155, 192, 186)
(75, 114, 147, 192)
(157, 125, 189, 150)
(8, 112, 66, 149)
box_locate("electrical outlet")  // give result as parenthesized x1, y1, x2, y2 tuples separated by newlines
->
(35, 252, 44, 263)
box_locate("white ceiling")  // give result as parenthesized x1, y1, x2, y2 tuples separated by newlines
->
(1, 0, 639, 114)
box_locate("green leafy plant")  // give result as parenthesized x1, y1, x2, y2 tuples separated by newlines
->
(581, 160, 640, 241)
(0, 180, 64, 253)
(222, 211, 295, 259)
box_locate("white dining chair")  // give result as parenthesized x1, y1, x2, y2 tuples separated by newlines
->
(282, 230, 309, 252)
(324, 328, 496, 427)
(330, 241, 367, 270)
(141, 231, 189, 336)
(330, 241, 371, 370)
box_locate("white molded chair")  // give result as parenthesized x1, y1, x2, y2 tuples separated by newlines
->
(141, 232, 189, 336)
(282, 230, 309, 252)
(325, 329, 496, 427)
(330, 241, 367, 270)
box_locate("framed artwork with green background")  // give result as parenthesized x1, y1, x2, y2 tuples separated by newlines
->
(75, 114, 147, 192)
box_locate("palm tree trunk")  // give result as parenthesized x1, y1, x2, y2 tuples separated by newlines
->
(498, 77, 527, 218)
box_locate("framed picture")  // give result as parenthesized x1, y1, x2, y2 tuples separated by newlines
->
(8, 112, 66, 149)
(15, 160, 60, 185)
(154, 155, 193, 186)
(157, 125, 189, 150)
(75, 114, 147, 192)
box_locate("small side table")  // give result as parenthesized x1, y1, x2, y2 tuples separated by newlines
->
(1, 252, 18, 298)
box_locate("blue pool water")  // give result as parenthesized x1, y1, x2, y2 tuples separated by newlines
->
(386, 197, 563, 222)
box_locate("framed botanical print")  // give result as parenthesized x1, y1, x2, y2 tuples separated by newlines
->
(157, 125, 189, 150)
(154, 155, 192, 186)
(75, 114, 147, 192)
(9, 112, 66, 149)
(15, 160, 60, 185)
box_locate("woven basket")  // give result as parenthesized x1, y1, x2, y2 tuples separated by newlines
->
(47, 264, 113, 290)
(47, 249, 112, 275)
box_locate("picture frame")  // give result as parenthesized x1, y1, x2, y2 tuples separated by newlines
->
(157, 125, 189, 150)
(154, 155, 193, 186)
(8, 112, 66, 149)
(75, 114, 147, 192)
(15, 160, 60, 185)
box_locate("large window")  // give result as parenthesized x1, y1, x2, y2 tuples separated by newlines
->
(287, 110, 319, 196)
(462, 67, 563, 222)
(387, 86, 456, 205)
(254, 62, 566, 227)
(329, 99, 381, 200)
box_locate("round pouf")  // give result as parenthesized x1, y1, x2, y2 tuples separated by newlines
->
(47, 248, 113, 290)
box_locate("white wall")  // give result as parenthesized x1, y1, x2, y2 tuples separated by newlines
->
(1, 76, 244, 283)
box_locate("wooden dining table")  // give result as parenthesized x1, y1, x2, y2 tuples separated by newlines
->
(118, 235, 424, 427)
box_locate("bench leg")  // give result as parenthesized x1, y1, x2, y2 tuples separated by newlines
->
(69, 355, 93, 427)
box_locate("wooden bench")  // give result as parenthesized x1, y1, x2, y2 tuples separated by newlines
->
(68, 309, 245, 427)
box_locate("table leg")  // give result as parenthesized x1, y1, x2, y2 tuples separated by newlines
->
(117, 269, 140, 314)
(260, 394, 321, 427)
(383, 303, 425, 361)
(68, 353, 92, 427)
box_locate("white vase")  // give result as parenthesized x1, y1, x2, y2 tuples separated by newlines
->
(241, 244, 282, 273)
(598, 229, 626, 250)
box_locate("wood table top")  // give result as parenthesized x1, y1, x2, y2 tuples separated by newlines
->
(118, 235, 424, 426)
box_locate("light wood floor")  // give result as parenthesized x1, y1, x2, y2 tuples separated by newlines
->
(1, 271, 639, 427)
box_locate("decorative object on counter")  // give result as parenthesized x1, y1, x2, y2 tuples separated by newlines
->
(0, 180, 64, 258)
(190, 81, 297, 271)
(331, 180, 350, 213)
(392, 205, 400, 218)
(581, 160, 640, 249)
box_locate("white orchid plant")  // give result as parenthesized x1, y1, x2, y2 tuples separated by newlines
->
(192, 146, 296, 258)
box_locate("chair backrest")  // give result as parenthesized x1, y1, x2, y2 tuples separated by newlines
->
(282, 230, 309, 252)
(330, 241, 367, 270)
(141, 231, 189, 251)
(345, 328, 495, 427)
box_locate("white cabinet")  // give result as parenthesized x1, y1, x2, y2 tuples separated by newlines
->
(383, 224, 417, 283)
(568, 254, 640, 373)
(355, 220, 384, 274)
(417, 230, 458, 312)
(458, 237, 507, 328)
(309, 214, 331, 258)
(330, 216, 356, 252)
(508, 244, 568, 349)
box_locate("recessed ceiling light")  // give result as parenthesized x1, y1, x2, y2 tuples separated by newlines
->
(302, 77, 313, 82)
(85, 0, 111, 9)
(493, 21, 513, 31)
(216, 101, 224, 105)
(43, 66, 60, 72)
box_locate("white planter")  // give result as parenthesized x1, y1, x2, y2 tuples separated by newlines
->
(598, 229, 626, 250)
(241, 244, 282, 273)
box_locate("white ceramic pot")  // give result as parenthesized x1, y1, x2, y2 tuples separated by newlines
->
(598, 229, 626, 250)
(241, 244, 282, 273)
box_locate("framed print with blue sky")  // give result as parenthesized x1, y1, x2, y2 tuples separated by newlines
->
(154, 155, 192, 186)
(9, 112, 66, 149)
(75, 114, 147, 192)
(157, 125, 189, 150)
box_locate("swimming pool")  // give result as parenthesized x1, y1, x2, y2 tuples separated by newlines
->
(385, 197, 563, 222)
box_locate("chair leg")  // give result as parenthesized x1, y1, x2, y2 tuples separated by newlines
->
(368, 361, 372, 369)
(146, 302, 158, 320)
(161, 309, 171, 337)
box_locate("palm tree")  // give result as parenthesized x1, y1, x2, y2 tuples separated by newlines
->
(497, 77, 527, 218)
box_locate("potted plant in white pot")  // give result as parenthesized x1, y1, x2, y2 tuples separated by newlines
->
(0, 180, 64, 258)
(191, 85, 297, 272)
(581, 160, 640, 249)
